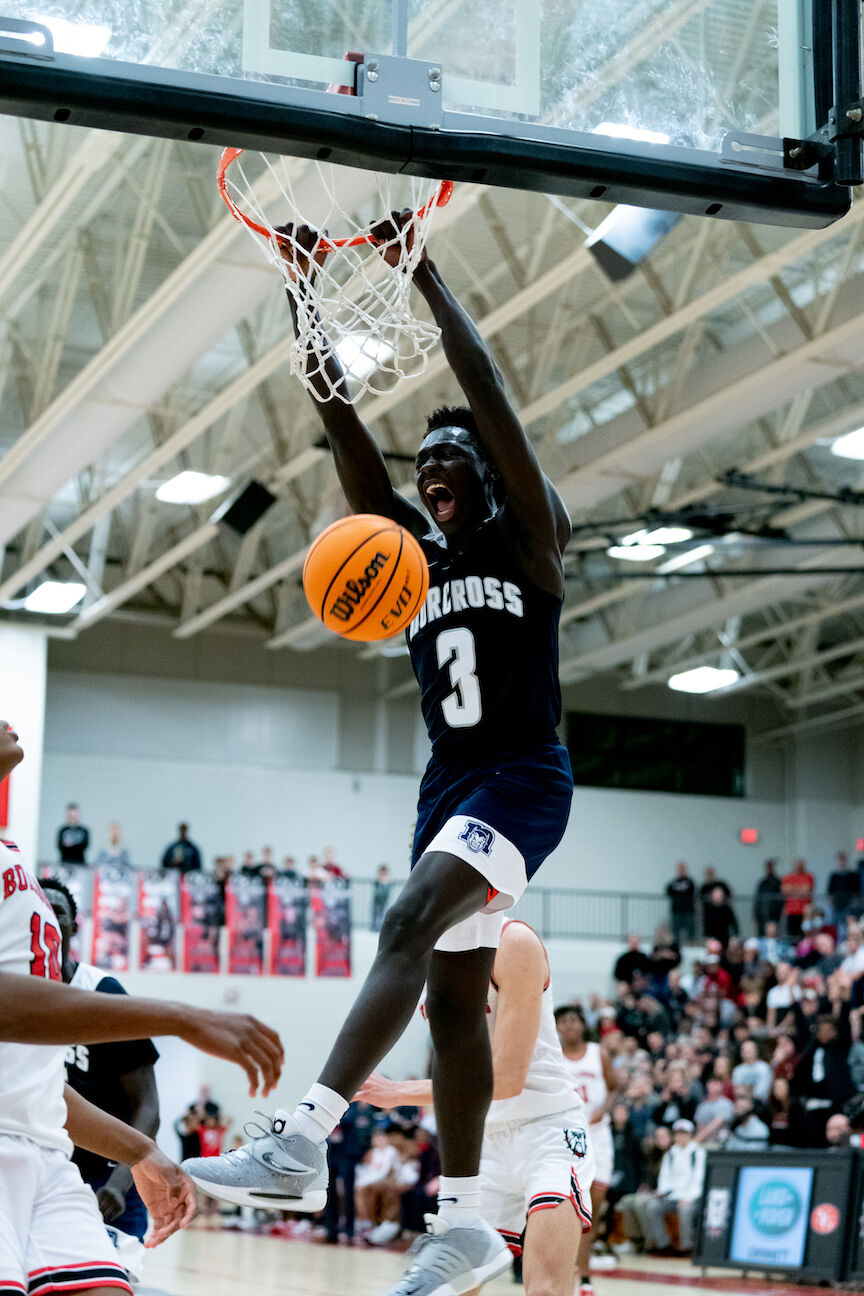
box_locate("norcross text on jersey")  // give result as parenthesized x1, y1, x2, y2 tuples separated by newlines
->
(408, 576, 524, 639)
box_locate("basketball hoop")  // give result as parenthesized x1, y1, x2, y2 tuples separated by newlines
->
(217, 147, 453, 403)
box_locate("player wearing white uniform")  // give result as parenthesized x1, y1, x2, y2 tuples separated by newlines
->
(358, 919, 595, 1296)
(0, 839, 134, 1296)
(555, 1006, 617, 1296)
(0, 718, 283, 1296)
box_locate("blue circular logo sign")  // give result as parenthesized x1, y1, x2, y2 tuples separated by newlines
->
(749, 1182, 802, 1235)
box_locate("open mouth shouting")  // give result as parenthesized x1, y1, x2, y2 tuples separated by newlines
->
(424, 480, 456, 524)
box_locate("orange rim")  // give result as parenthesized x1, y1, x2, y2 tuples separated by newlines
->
(216, 147, 453, 254)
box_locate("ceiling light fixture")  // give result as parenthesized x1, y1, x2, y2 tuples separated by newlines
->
(830, 426, 864, 460)
(607, 543, 666, 562)
(156, 471, 231, 505)
(23, 581, 86, 615)
(622, 526, 694, 547)
(668, 666, 740, 694)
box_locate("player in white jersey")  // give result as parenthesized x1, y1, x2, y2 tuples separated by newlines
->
(0, 718, 284, 1296)
(0, 833, 151, 1296)
(555, 1005, 617, 1296)
(357, 919, 595, 1296)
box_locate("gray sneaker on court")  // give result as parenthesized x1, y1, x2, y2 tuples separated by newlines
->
(383, 1214, 511, 1296)
(181, 1110, 328, 1210)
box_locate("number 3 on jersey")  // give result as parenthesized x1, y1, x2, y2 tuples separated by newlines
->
(30, 911, 62, 981)
(436, 628, 482, 728)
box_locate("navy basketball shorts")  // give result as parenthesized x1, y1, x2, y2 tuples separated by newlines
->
(411, 740, 573, 952)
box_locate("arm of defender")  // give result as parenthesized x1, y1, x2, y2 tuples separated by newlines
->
(355, 1074, 434, 1107)
(278, 223, 427, 535)
(412, 259, 570, 571)
(96, 1065, 161, 1220)
(65, 1082, 160, 1165)
(64, 1085, 196, 1246)
(488, 922, 546, 1101)
(0, 973, 283, 1096)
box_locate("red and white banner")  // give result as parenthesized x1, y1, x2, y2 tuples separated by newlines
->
(267, 873, 308, 976)
(226, 873, 266, 975)
(91, 865, 134, 971)
(311, 878, 352, 977)
(179, 872, 222, 974)
(138, 871, 179, 971)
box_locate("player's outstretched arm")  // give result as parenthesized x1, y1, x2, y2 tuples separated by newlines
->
(412, 256, 570, 587)
(276, 222, 426, 535)
(96, 1065, 161, 1223)
(0, 973, 283, 1096)
(64, 1085, 196, 1247)
(355, 1073, 434, 1107)
(488, 922, 546, 1100)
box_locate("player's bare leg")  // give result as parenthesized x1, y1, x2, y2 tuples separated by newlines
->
(577, 1181, 608, 1292)
(183, 851, 496, 1206)
(425, 947, 496, 1175)
(523, 1201, 583, 1296)
(379, 940, 510, 1295)
(463, 1202, 581, 1296)
(316, 852, 490, 1103)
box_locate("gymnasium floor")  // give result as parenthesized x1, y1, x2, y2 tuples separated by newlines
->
(139, 1224, 828, 1296)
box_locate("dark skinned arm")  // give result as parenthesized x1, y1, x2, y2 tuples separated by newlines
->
(412, 257, 570, 594)
(0, 972, 283, 1096)
(94, 1064, 160, 1222)
(64, 1085, 195, 1247)
(277, 222, 427, 536)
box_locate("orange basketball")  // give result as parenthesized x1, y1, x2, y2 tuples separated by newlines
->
(303, 513, 429, 642)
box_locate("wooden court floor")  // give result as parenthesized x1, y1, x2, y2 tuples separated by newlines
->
(139, 1224, 836, 1296)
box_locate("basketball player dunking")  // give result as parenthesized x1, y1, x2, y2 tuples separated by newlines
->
(184, 221, 574, 1296)
(357, 918, 595, 1296)
(554, 1006, 617, 1296)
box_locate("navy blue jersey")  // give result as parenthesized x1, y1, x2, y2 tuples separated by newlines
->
(407, 516, 563, 763)
(65, 970, 159, 1182)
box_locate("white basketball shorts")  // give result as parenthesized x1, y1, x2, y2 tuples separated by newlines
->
(480, 1105, 595, 1257)
(0, 1135, 132, 1296)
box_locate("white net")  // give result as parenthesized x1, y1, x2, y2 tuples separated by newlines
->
(218, 149, 452, 403)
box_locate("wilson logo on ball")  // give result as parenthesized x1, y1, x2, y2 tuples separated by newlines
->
(328, 552, 389, 623)
(303, 513, 430, 643)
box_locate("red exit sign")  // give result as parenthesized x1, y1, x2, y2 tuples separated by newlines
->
(740, 828, 759, 845)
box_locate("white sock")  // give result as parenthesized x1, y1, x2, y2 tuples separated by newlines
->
(437, 1175, 483, 1226)
(290, 1083, 349, 1143)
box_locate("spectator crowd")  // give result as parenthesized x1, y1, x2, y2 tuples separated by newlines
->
(174, 858, 864, 1263)
(581, 889, 864, 1259)
(56, 804, 361, 885)
(51, 804, 398, 934)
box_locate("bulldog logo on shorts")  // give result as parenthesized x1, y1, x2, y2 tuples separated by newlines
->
(564, 1127, 588, 1157)
(459, 821, 495, 856)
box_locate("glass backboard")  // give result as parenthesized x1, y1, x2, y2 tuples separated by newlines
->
(0, 0, 858, 227)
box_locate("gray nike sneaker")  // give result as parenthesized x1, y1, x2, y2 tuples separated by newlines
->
(182, 1110, 328, 1210)
(383, 1214, 511, 1296)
